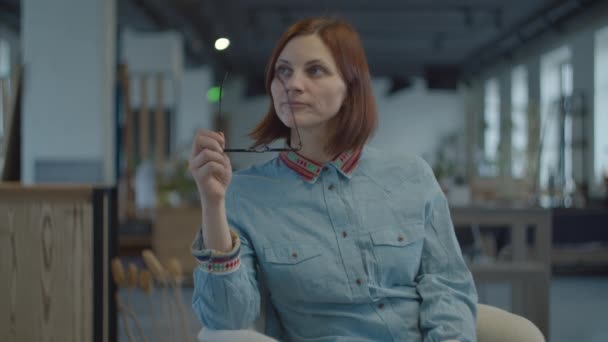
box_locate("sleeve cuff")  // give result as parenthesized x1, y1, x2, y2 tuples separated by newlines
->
(191, 228, 241, 274)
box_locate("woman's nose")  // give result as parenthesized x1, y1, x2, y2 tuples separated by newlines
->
(284, 71, 304, 93)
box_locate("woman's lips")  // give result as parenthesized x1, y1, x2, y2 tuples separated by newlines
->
(283, 102, 308, 108)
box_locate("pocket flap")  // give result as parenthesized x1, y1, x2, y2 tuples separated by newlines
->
(371, 226, 424, 247)
(264, 244, 322, 265)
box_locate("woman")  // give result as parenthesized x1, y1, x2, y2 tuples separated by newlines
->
(189, 17, 477, 342)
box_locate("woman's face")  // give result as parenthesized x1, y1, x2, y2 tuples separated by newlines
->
(270, 34, 347, 131)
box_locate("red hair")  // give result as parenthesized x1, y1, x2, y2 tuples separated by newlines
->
(249, 17, 377, 156)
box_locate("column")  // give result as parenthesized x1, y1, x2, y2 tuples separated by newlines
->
(22, 0, 116, 184)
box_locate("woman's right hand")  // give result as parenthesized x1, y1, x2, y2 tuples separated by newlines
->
(189, 129, 232, 206)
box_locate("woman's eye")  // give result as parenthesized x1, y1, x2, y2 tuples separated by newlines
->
(276, 66, 291, 77)
(308, 65, 326, 76)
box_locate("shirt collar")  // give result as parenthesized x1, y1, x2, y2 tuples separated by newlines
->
(279, 148, 362, 184)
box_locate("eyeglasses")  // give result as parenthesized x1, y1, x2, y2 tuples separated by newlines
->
(217, 72, 302, 153)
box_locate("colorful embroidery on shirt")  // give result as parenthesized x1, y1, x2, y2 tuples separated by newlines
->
(192, 229, 242, 274)
(280, 148, 362, 182)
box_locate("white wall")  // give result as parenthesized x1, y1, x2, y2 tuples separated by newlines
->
(218, 76, 465, 172)
(21, 0, 116, 184)
(0, 26, 20, 72)
(120, 29, 183, 108)
(594, 26, 608, 188)
(176, 67, 213, 155)
(121, 29, 183, 77)
(370, 78, 465, 172)
(219, 76, 277, 170)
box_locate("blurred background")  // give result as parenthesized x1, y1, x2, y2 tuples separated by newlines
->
(1, 0, 608, 341)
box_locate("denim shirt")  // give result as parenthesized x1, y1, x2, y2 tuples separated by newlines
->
(192, 145, 477, 342)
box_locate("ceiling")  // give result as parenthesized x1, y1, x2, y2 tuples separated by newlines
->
(2, 0, 606, 87)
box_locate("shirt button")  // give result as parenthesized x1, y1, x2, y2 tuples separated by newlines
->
(398, 235, 404, 242)
(356, 278, 362, 285)
(328, 184, 335, 191)
(378, 303, 385, 309)
(342, 231, 348, 238)
(292, 252, 298, 258)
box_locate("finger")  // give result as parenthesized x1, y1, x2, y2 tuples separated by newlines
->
(192, 127, 224, 143)
(203, 162, 227, 179)
(223, 153, 231, 170)
(196, 128, 224, 144)
(190, 149, 227, 171)
(191, 130, 225, 157)
(197, 136, 223, 154)
(190, 149, 226, 171)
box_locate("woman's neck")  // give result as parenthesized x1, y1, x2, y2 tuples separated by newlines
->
(290, 127, 334, 164)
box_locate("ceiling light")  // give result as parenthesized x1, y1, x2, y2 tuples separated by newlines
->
(214, 38, 230, 51)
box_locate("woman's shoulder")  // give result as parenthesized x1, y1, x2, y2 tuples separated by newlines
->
(226, 157, 291, 201)
(360, 145, 434, 182)
(232, 157, 282, 180)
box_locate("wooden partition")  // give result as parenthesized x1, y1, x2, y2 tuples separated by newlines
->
(0, 184, 117, 342)
(117, 65, 173, 222)
(152, 205, 201, 279)
(451, 206, 552, 338)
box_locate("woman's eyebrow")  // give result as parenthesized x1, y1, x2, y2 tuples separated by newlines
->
(276, 58, 327, 66)
(304, 59, 324, 66)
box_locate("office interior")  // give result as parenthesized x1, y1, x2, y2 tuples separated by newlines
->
(1, 0, 607, 341)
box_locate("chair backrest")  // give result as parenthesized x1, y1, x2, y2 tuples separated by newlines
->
(477, 304, 545, 342)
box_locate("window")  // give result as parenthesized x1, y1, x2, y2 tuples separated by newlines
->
(0, 39, 9, 138)
(595, 26, 608, 189)
(540, 46, 572, 201)
(0, 39, 8, 77)
(511, 65, 528, 179)
(482, 78, 500, 176)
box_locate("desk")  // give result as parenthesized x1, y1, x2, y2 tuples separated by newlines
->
(451, 206, 552, 338)
(552, 208, 608, 271)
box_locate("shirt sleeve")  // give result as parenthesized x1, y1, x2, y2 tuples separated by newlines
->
(191, 192, 261, 330)
(191, 228, 242, 275)
(415, 158, 478, 342)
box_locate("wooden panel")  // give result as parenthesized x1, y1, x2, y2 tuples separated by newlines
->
(118, 64, 136, 220)
(0, 193, 92, 342)
(153, 206, 201, 276)
(154, 74, 166, 173)
(0, 183, 94, 199)
(139, 76, 150, 161)
(0, 185, 116, 342)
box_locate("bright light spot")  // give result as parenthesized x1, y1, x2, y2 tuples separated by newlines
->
(207, 86, 222, 103)
(214, 38, 230, 51)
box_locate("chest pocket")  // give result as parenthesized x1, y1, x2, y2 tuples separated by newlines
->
(265, 244, 321, 264)
(262, 243, 328, 302)
(370, 223, 425, 285)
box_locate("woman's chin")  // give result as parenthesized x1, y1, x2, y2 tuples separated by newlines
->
(280, 114, 302, 128)
(279, 113, 325, 130)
